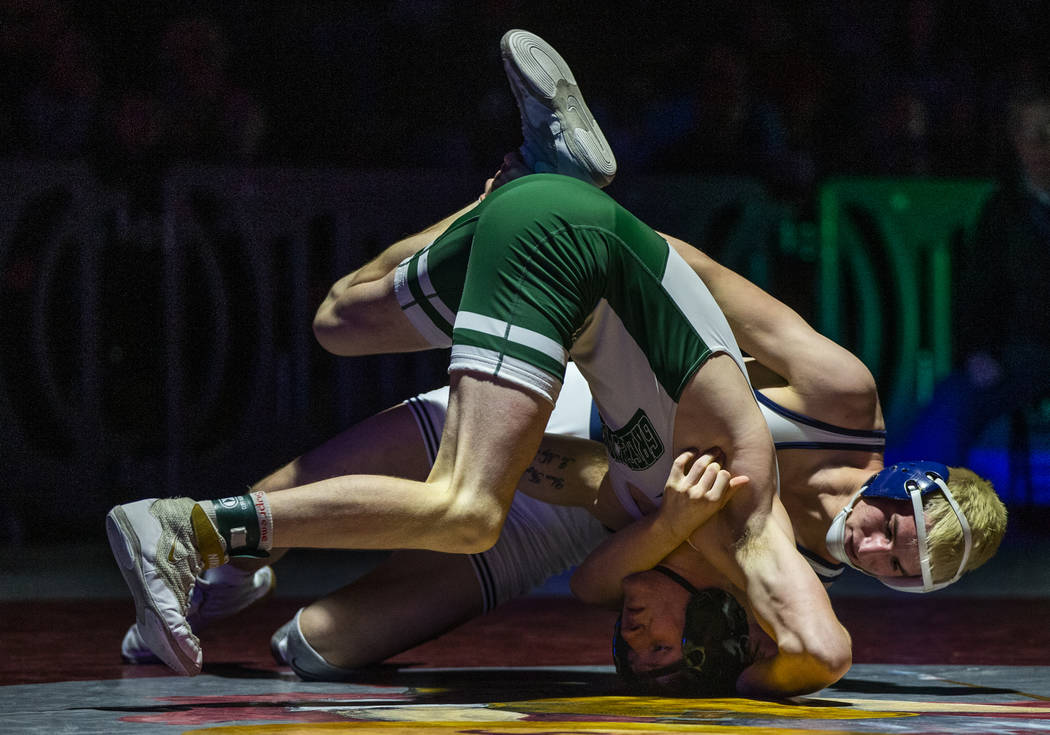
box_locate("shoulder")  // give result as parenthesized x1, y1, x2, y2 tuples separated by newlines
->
(761, 349, 881, 431)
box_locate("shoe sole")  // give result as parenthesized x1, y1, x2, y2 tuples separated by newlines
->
(501, 29, 616, 186)
(106, 505, 202, 675)
(122, 567, 276, 665)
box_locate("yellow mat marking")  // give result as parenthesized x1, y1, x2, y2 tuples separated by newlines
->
(183, 723, 873, 734)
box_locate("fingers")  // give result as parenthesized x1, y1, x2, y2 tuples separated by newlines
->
(672, 447, 743, 503)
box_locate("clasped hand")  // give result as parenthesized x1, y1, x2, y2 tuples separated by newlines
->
(629, 448, 748, 544)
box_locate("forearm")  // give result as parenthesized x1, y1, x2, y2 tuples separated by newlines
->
(313, 204, 488, 356)
(731, 516, 852, 696)
(570, 513, 686, 605)
(516, 434, 607, 509)
(571, 452, 742, 604)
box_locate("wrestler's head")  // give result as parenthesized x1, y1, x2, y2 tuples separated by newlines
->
(612, 565, 753, 696)
(827, 462, 1006, 592)
(1008, 85, 1050, 191)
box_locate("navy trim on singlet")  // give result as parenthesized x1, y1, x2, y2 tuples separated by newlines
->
(776, 440, 888, 451)
(796, 543, 845, 580)
(754, 391, 886, 451)
(588, 401, 604, 442)
(469, 550, 498, 612)
(405, 395, 442, 463)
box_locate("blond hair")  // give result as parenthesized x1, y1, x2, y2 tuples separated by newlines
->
(925, 467, 1007, 583)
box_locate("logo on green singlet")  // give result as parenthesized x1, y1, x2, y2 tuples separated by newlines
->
(600, 409, 664, 470)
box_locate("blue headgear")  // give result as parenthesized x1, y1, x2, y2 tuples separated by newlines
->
(825, 461, 972, 593)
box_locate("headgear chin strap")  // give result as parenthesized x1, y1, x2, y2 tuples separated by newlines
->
(824, 461, 972, 593)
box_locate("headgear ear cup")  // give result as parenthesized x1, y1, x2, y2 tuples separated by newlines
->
(679, 588, 752, 696)
(612, 567, 753, 695)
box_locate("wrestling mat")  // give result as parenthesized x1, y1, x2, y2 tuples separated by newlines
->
(3, 595, 1049, 734)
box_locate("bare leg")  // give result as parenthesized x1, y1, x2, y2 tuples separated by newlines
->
(267, 371, 553, 553)
(254, 402, 432, 492)
(226, 402, 434, 572)
(299, 549, 482, 668)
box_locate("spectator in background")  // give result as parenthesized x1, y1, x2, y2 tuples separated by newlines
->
(648, 39, 812, 204)
(859, 0, 983, 177)
(156, 15, 267, 163)
(894, 80, 1050, 467)
(103, 14, 267, 214)
(0, 0, 102, 158)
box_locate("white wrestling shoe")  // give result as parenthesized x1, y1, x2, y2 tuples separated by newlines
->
(106, 497, 227, 676)
(121, 565, 276, 664)
(271, 609, 357, 681)
(500, 28, 617, 188)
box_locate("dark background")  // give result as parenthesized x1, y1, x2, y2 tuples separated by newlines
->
(1, 0, 1048, 546)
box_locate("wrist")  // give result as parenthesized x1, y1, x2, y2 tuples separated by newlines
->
(649, 511, 688, 544)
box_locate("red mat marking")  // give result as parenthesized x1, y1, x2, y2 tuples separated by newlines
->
(1, 596, 1048, 686)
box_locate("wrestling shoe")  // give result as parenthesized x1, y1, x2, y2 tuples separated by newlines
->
(106, 497, 228, 676)
(500, 28, 617, 188)
(271, 609, 357, 681)
(121, 565, 276, 664)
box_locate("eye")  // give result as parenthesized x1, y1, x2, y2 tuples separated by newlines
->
(885, 517, 894, 542)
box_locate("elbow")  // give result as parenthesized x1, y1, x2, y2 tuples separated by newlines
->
(780, 625, 852, 690)
(815, 634, 853, 686)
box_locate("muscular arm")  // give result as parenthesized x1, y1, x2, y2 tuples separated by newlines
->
(725, 508, 852, 697)
(572, 474, 852, 696)
(571, 452, 743, 605)
(661, 233, 879, 422)
(516, 433, 629, 528)
(313, 201, 481, 355)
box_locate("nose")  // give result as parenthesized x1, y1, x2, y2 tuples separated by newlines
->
(857, 532, 891, 555)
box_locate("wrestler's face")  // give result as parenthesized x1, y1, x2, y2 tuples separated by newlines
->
(844, 497, 931, 578)
(618, 569, 689, 672)
(1014, 101, 1050, 191)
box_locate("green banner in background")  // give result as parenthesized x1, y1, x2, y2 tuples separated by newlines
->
(818, 177, 995, 432)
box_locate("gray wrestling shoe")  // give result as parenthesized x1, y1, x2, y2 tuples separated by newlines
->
(106, 497, 227, 675)
(501, 29, 617, 187)
(121, 565, 275, 664)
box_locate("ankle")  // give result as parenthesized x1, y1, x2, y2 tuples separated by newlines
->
(198, 491, 274, 559)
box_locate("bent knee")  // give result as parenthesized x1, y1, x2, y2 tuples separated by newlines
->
(312, 313, 356, 356)
(426, 483, 509, 554)
(442, 502, 505, 554)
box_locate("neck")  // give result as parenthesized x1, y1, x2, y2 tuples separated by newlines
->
(819, 465, 881, 520)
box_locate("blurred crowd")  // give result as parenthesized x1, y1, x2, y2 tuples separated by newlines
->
(2, 0, 1048, 206)
(1, 0, 1048, 534)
